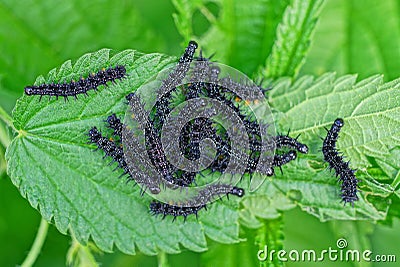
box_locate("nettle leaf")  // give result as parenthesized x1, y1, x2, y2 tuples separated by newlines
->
(238, 73, 398, 224)
(6, 49, 243, 255)
(262, 0, 325, 78)
(261, 73, 399, 221)
(239, 182, 295, 229)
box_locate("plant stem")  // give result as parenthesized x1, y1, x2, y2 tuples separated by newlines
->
(0, 122, 11, 148)
(255, 216, 285, 267)
(20, 218, 49, 267)
(157, 251, 170, 267)
(0, 105, 17, 133)
(67, 233, 99, 267)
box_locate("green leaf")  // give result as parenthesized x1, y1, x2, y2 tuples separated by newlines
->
(172, 0, 290, 76)
(239, 182, 296, 229)
(265, 73, 399, 220)
(271, 73, 400, 170)
(237, 73, 398, 223)
(262, 0, 325, 79)
(6, 49, 246, 255)
(301, 0, 400, 81)
(384, 196, 400, 226)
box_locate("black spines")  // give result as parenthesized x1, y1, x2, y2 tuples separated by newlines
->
(185, 53, 210, 100)
(179, 117, 219, 160)
(144, 123, 175, 180)
(249, 132, 308, 155)
(275, 133, 308, 154)
(88, 127, 129, 175)
(153, 41, 199, 132)
(149, 201, 206, 221)
(144, 118, 184, 187)
(322, 118, 344, 170)
(152, 90, 173, 131)
(125, 92, 135, 102)
(110, 65, 127, 80)
(25, 65, 126, 100)
(323, 118, 344, 153)
(274, 150, 297, 166)
(207, 66, 222, 98)
(126, 93, 176, 184)
(158, 40, 198, 96)
(246, 157, 274, 177)
(273, 150, 297, 174)
(174, 171, 197, 187)
(203, 81, 266, 176)
(181, 41, 198, 63)
(322, 118, 358, 205)
(210, 134, 232, 173)
(149, 184, 245, 221)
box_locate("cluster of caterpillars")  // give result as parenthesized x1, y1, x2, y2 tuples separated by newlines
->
(86, 41, 309, 219)
(24, 41, 360, 221)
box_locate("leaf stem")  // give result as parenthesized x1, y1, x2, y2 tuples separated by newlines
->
(0, 105, 17, 133)
(20, 218, 49, 267)
(157, 251, 170, 267)
(67, 232, 99, 267)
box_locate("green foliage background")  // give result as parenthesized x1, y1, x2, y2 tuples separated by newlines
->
(0, 0, 399, 266)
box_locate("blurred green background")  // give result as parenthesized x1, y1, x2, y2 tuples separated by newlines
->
(0, 0, 399, 266)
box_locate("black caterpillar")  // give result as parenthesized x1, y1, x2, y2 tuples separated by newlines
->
(88, 127, 128, 174)
(25, 66, 126, 100)
(126, 93, 197, 188)
(322, 118, 358, 205)
(153, 41, 198, 131)
(273, 150, 297, 174)
(275, 132, 308, 154)
(88, 126, 162, 194)
(149, 184, 245, 221)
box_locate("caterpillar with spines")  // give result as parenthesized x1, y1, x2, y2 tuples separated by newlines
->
(88, 126, 162, 194)
(322, 118, 359, 205)
(153, 41, 199, 131)
(25, 65, 126, 101)
(149, 184, 245, 221)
